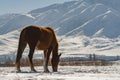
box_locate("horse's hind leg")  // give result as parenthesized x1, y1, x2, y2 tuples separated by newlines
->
(15, 41, 27, 72)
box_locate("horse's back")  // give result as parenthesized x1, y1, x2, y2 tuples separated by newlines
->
(20, 25, 57, 50)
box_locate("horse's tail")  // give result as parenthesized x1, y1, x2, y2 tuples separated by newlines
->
(15, 28, 27, 65)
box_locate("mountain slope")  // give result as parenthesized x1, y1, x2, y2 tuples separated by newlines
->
(0, 0, 120, 38)
(28, 0, 120, 38)
(0, 0, 120, 58)
(0, 13, 35, 35)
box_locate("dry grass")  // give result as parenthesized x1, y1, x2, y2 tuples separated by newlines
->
(59, 60, 113, 66)
(0, 59, 113, 67)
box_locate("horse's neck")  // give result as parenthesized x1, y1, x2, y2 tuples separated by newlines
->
(52, 44, 58, 57)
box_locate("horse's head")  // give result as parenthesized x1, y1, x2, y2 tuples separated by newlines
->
(51, 53, 61, 72)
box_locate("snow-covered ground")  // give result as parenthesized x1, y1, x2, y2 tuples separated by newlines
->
(0, 65, 120, 80)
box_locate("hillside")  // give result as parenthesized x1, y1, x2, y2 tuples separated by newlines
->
(0, 0, 120, 61)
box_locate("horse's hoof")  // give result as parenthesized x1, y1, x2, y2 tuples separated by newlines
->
(44, 70, 50, 73)
(31, 69, 37, 72)
(16, 70, 21, 73)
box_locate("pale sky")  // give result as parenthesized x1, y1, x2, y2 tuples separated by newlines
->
(0, 0, 73, 15)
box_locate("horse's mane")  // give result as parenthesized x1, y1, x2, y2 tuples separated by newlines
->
(46, 27, 55, 34)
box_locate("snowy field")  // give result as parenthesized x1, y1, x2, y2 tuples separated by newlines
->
(0, 65, 120, 80)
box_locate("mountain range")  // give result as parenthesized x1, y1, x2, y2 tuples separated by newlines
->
(0, 0, 120, 38)
(0, 0, 120, 60)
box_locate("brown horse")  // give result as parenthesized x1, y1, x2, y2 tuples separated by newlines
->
(15, 25, 61, 72)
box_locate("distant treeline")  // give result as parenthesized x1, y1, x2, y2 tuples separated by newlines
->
(0, 54, 119, 67)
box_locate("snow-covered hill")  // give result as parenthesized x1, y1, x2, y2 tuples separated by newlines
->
(0, 0, 120, 61)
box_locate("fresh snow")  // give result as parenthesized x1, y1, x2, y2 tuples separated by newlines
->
(0, 65, 120, 80)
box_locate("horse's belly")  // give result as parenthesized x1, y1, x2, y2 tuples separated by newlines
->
(36, 45, 48, 50)
(36, 41, 50, 50)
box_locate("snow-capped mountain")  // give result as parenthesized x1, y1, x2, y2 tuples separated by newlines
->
(27, 0, 120, 38)
(0, 0, 120, 38)
(0, 0, 120, 61)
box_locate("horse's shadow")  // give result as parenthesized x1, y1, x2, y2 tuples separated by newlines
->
(52, 71, 74, 75)
(12, 70, 42, 74)
(14, 70, 74, 75)
(15, 70, 54, 74)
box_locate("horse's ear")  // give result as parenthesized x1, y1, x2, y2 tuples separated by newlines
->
(58, 53, 62, 57)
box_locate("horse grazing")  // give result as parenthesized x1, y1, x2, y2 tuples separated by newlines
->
(15, 25, 61, 72)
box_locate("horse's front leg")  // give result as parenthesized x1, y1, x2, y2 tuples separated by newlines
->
(44, 48, 52, 72)
(43, 50, 49, 72)
(28, 48, 36, 72)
